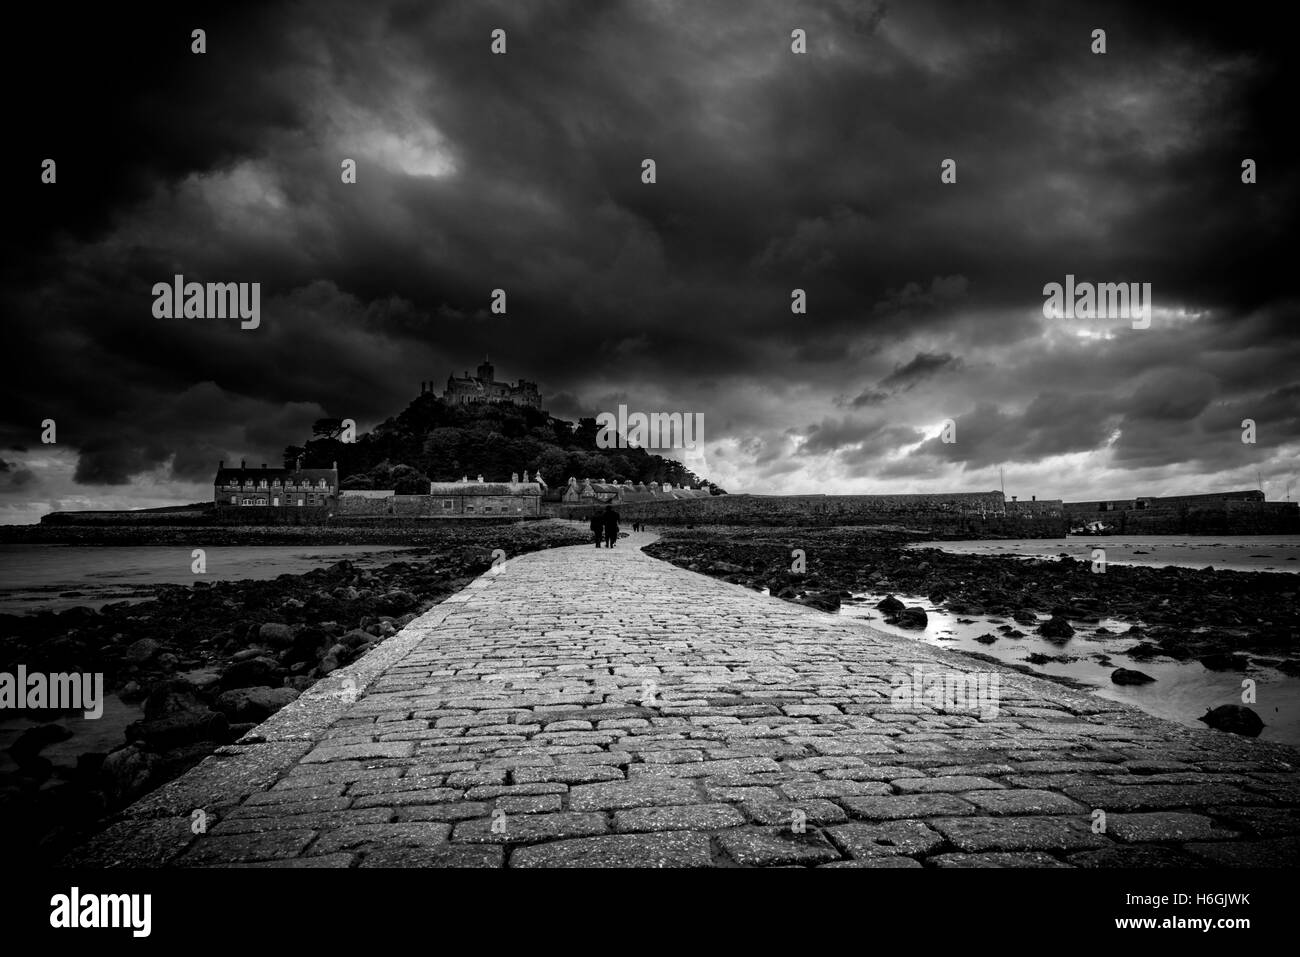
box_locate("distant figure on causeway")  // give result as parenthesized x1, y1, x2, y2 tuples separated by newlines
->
(602, 505, 620, 548)
(589, 511, 603, 548)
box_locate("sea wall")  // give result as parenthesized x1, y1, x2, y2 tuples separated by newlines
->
(41, 509, 214, 526)
(1065, 498, 1299, 535)
(553, 492, 1069, 537)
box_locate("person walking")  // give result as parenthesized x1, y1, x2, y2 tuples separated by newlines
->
(602, 504, 620, 548)
(589, 511, 603, 548)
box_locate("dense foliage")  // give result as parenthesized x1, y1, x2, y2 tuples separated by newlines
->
(284, 394, 723, 492)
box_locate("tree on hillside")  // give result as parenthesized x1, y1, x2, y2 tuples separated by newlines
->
(390, 464, 431, 494)
(281, 394, 720, 491)
(312, 418, 346, 439)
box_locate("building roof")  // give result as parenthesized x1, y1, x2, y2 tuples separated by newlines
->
(340, 489, 395, 498)
(617, 490, 660, 502)
(215, 467, 337, 484)
(428, 482, 541, 496)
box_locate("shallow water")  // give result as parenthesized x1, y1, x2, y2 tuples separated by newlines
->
(834, 590, 1300, 749)
(912, 534, 1300, 573)
(0, 544, 420, 614)
(0, 694, 142, 781)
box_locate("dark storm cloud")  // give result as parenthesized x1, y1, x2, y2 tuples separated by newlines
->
(846, 390, 889, 408)
(5, 2, 310, 262)
(801, 417, 894, 456)
(3, 0, 1298, 514)
(878, 352, 963, 392)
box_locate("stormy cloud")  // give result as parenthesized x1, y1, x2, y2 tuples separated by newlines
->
(3, 0, 1297, 522)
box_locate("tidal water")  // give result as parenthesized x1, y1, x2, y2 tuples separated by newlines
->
(0, 544, 420, 614)
(0, 694, 141, 780)
(836, 591, 1300, 749)
(911, 534, 1300, 573)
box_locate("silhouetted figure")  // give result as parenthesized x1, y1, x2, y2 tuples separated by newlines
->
(602, 505, 620, 548)
(589, 512, 603, 548)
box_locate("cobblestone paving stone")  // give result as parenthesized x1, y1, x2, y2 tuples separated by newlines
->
(65, 532, 1300, 868)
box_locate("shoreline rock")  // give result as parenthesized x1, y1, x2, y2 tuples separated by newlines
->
(1111, 668, 1156, 686)
(643, 528, 1297, 664)
(1199, 705, 1265, 737)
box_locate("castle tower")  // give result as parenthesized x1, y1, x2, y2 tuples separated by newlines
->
(477, 356, 494, 383)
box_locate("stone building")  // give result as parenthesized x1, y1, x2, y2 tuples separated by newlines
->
(339, 476, 542, 518)
(213, 459, 338, 515)
(560, 477, 709, 505)
(423, 358, 543, 410)
(426, 478, 542, 516)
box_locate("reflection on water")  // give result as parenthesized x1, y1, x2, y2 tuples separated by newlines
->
(910, 534, 1300, 574)
(835, 591, 1300, 749)
(0, 694, 142, 782)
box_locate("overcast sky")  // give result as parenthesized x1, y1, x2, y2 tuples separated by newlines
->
(3, 0, 1297, 523)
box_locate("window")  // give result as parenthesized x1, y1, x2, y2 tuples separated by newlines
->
(272, 496, 279, 506)
(229, 495, 237, 505)
(242, 497, 252, 506)
(296, 498, 304, 506)
(317, 479, 327, 489)
(256, 497, 267, 505)
(259, 479, 268, 489)
(442, 500, 452, 509)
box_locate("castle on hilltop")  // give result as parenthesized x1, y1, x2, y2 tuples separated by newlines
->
(421, 358, 543, 410)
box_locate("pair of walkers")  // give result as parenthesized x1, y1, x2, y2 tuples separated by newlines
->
(590, 505, 620, 548)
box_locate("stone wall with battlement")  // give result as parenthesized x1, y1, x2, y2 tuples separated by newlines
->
(549, 491, 1067, 536)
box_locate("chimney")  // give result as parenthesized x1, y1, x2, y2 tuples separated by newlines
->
(1032, 494, 1036, 501)
(332, 461, 338, 471)
(262, 463, 267, 469)
(1011, 495, 1018, 502)
(218, 459, 224, 469)
(295, 455, 303, 471)
(240, 458, 246, 468)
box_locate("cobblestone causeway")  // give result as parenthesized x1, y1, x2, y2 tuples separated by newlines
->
(66, 533, 1300, 868)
